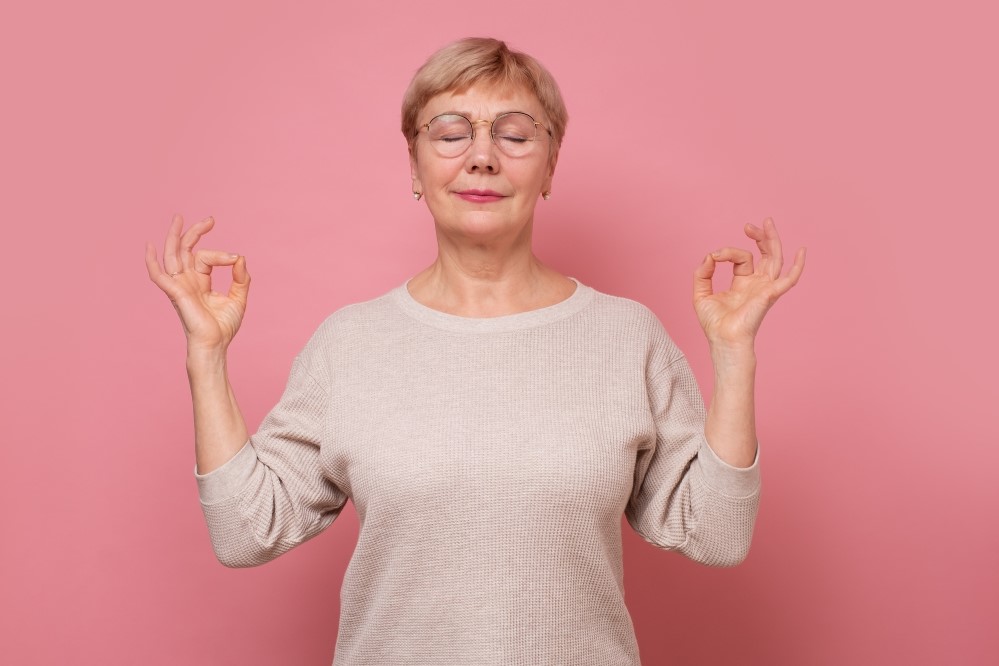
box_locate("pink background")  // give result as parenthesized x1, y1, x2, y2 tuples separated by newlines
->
(2, 1, 996, 664)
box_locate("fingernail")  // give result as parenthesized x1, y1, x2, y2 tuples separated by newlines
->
(229, 253, 238, 259)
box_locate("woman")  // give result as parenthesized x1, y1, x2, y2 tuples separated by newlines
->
(147, 38, 804, 665)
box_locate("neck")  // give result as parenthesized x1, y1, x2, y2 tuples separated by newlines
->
(407, 221, 573, 317)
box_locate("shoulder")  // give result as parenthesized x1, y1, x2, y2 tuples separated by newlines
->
(581, 284, 686, 373)
(293, 284, 405, 370)
(587, 288, 663, 326)
(314, 286, 400, 336)
(583, 285, 670, 345)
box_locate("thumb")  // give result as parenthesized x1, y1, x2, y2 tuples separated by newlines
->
(228, 255, 251, 304)
(693, 253, 715, 302)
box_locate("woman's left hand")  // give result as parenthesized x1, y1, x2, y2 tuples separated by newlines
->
(693, 217, 805, 349)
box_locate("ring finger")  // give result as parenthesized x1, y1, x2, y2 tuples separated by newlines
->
(163, 213, 184, 275)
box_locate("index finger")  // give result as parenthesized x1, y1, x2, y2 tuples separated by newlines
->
(179, 216, 216, 269)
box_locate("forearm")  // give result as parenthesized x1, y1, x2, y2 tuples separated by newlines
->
(187, 349, 249, 474)
(704, 343, 758, 468)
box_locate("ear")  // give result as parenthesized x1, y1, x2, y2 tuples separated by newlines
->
(410, 150, 423, 196)
(541, 149, 559, 194)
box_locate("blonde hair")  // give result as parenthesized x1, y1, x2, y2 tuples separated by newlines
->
(401, 37, 568, 156)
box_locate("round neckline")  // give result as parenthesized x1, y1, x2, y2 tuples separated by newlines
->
(392, 277, 594, 333)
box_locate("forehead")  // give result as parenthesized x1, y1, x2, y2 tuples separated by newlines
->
(421, 83, 544, 122)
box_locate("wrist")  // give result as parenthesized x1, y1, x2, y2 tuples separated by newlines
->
(708, 339, 757, 367)
(186, 346, 228, 374)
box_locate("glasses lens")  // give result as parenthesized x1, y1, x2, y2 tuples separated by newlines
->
(492, 113, 538, 157)
(426, 115, 472, 157)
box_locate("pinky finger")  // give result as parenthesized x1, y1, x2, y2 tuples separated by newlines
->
(774, 246, 806, 296)
(145, 242, 167, 283)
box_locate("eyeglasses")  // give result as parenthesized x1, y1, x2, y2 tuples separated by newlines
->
(418, 112, 552, 158)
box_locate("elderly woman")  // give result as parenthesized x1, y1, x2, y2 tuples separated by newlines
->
(147, 38, 804, 665)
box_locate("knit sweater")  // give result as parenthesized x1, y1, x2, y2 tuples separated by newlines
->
(195, 278, 761, 665)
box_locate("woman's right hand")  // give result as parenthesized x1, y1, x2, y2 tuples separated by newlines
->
(146, 214, 250, 354)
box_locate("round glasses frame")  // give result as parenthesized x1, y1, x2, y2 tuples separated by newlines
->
(417, 111, 553, 158)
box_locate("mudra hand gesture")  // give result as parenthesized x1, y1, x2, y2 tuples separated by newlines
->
(694, 217, 805, 349)
(145, 214, 250, 354)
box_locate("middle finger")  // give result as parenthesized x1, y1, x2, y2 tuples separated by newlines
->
(761, 217, 784, 279)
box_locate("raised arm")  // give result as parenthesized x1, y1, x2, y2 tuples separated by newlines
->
(692, 217, 805, 467)
(146, 213, 251, 474)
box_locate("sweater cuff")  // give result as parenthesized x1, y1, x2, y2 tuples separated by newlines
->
(695, 436, 761, 499)
(194, 441, 257, 505)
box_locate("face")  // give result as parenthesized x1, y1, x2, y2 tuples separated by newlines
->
(410, 84, 557, 242)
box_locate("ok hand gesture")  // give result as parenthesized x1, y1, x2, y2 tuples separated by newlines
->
(145, 214, 250, 354)
(693, 217, 805, 349)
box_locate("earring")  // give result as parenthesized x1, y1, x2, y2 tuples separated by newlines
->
(542, 191, 552, 200)
(413, 192, 422, 201)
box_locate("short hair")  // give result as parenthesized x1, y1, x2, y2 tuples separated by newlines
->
(401, 37, 568, 157)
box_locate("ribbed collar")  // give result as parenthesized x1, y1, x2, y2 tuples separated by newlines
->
(391, 277, 594, 333)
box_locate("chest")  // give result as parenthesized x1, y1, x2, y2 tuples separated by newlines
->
(319, 333, 655, 526)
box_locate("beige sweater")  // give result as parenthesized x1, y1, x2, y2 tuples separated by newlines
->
(195, 279, 761, 665)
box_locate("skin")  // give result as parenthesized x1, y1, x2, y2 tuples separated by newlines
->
(694, 219, 806, 467)
(146, 85, 805, 474)
(406, 84, 575, 316)
(146, 215, 250, 473)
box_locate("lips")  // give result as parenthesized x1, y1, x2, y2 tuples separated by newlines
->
(455, 189, 505, 203)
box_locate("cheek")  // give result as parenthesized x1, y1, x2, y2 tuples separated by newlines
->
(510, 161, 550, 190)
(416, 158, 461, 190)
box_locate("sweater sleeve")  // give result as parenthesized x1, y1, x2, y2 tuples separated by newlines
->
(193, 348, 348, 568)
(624, 353, 761, 566)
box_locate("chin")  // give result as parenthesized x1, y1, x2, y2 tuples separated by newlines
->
(438, 211, 532, 239)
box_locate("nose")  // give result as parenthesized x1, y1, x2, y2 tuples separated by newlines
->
(465, 120, 498, 173)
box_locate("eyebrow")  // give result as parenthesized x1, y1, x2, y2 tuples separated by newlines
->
(434, 110, 531, 119)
